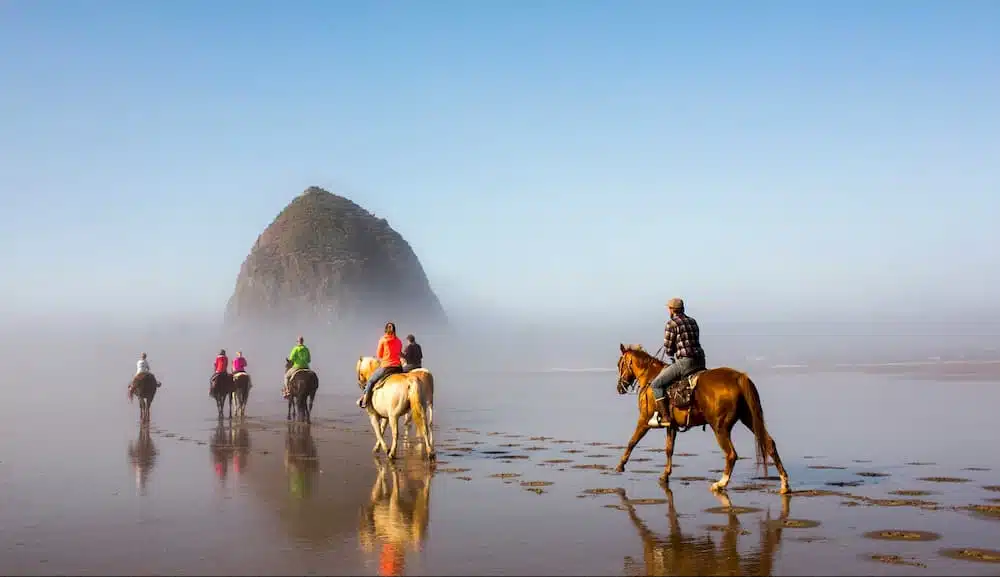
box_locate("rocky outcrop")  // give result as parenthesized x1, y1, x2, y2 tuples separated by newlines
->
(224, 187, 447, 331)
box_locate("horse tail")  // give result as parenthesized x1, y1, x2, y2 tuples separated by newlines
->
(407, 374, 430, 442)
(737, 372, 771, 477)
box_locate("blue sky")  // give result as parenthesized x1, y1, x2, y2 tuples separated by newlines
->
(1, 0, 998, 324)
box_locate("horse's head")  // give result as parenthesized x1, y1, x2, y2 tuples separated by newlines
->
(356, 356, 378, 389)
(617, 343, 650, 395)
(284, 357, 293, 371)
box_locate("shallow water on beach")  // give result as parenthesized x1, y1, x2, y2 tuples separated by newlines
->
(1, 363, 999, 575)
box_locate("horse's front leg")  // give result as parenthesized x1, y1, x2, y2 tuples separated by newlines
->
(369, 411, 389, 455)
(660, 427, 678, 485)
(287, 397, 293, 421)
(615, 420, 651, 473)
(228, 392, 233, 419)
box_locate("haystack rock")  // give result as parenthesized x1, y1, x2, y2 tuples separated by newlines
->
(224, 187, 447, 332)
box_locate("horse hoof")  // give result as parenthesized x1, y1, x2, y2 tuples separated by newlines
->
(780, 485, 791, 495)
(614, 465, 625, 473)
(710, 483, 727, 493)
(428, 452, 437, 461)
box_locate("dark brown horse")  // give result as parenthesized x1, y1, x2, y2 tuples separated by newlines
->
(128, 372, 159, 423)
(615, 343, 790, 494)
(232, 371, 252, 420)
(618, 485, 791, 576)
(210, 372, 235, 420)
(284, 358, 319, 423)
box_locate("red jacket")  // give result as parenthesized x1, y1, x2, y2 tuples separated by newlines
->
(214, 355, 228, 373)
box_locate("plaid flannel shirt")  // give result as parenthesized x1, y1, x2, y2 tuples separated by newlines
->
(664, 313, 705, 361)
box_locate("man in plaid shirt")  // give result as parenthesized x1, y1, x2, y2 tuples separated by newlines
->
(649, 297, 706, 428)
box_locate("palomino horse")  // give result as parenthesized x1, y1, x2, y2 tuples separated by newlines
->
(209, 372, 236, 420)
(358, 458, 433, 575)
(615, 343, 790, 494)
(231, 371, 252, 420)
(284, 359, 319, 423)
(617, 485, 791, 576)
(128, 372, 159, 423)
(356, 357, 435, 460)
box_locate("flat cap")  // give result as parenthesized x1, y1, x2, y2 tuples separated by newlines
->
(666, 297, 684, 309)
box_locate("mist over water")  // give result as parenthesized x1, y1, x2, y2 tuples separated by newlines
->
(2, 313, 999, 575)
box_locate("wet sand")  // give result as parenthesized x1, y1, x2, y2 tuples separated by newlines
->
(2, 363, 999, 575)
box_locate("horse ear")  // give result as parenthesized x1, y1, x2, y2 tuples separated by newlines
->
(620, 343, 626, 353)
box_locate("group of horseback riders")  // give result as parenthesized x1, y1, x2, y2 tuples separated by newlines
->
(128, 297, 699, 421)
(129, 323, 426, 409)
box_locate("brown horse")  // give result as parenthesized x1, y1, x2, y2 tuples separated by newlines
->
(231, 371, 252, 420)
(615, 343, 790, 494)
(284, 358, 319, 423)
(618, 485, 791, 576)
(210, 372, 235, 420)
(128, 372, 159, 423)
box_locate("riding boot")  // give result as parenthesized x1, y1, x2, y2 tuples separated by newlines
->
(655, 397, 674, 428)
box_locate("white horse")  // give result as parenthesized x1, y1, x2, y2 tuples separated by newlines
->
(356, 356, 435, 460)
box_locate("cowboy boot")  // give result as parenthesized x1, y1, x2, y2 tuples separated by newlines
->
(655, 397, 674, 428)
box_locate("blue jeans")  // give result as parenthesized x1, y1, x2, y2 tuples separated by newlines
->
(363, 365, 402, 399)
(650, 357, 705, 401)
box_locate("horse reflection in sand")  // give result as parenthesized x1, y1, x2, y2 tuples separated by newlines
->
(358, 457, 433, 577)
(209, 422, 252, 484)
(127, 424, 158, 495)
(618, 486, 791, 577)
(284, 423, 320, 499)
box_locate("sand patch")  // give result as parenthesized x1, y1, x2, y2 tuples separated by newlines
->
(855, 471, 890, 478)
(581, 488, 623, 495)
(939, 548, 1000, 564)
(703, 525, 751, 535)
(918, 476, 970, 483)
(862, 530, 941, 542)
(960, 504, 1000, 520)
(808, 465, 846, 470)
(889, 489, 937, 497)
(771, 519, 821, 529)
(572, 464, 611, 470)
(520, 481, 554, 487)
(866, 554, 926, 568)
(625, 498, 667, 506)
(703, 506, 763, 515)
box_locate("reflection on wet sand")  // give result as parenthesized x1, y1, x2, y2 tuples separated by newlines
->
(209, 422, 253, 483)
(619, 487, 790, 576)
(285, 423, 320, 500)
(127, 424, 158, 495)
(359, 457, 433, 577)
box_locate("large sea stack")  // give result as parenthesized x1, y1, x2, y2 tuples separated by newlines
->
(224, 187, 447, 333)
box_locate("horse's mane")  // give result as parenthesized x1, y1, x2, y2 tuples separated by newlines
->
(621, 344, 662, 370)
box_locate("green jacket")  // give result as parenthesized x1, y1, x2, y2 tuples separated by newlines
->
(288, 344, 311, 369)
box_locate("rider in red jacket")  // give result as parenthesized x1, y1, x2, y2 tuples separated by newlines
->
(211, 349, 228, 392)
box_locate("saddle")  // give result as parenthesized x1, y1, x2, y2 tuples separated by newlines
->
(667, 369, 706, 410)
(233, 371, 248, 378)
(372, 366, 404, 392)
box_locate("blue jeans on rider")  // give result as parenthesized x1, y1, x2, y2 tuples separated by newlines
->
(650, 356, 706, 401)
(362, 365, 402, 402)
